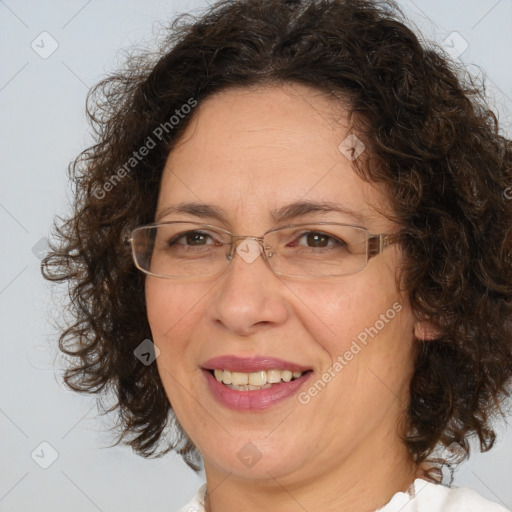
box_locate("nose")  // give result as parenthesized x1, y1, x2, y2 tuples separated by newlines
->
(209, 238, 290, 336)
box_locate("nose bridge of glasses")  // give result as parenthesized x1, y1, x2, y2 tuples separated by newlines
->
(227, 235, 273, 262)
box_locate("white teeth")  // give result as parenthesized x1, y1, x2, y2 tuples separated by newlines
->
(248, 371, 266, 386)
(225, 383, 273, 391)
(267, 369, 282, 383)
(281, 370, 292, 382)
(231, 372, 249, 386)
(212, 369, 305, 388)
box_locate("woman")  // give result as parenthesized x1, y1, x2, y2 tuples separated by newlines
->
(42, 0, 512, 510)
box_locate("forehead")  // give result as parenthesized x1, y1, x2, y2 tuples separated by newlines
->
(157, 84, 392, 229)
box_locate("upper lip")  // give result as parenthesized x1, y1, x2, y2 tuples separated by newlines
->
(202, 355, 312, 373)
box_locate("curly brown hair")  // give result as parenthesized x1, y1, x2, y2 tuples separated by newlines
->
(42, 0, 512, 476)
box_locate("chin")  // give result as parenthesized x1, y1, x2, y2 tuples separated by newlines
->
(201, 435, 309, 479)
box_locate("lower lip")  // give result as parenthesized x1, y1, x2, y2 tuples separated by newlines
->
(203, 370, 312, 411)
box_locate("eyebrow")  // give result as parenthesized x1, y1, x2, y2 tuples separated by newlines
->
(155, 201, 366, 224)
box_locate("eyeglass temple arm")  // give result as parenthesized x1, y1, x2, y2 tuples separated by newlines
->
(368, 233, 394, 257)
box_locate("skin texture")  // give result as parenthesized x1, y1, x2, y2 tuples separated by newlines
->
(146, 83, 429, 512)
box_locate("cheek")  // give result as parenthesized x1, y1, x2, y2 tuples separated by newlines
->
(145, 279, 211, 371)
(146, 279, 206, 334)
(286, 268, 403, 355)
(145, 280, 172, 335)
(145, 280, 209, 413)
(301, 277, 414, 415)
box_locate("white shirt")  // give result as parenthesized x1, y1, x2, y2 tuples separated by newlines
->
(176, 478, 510, 512)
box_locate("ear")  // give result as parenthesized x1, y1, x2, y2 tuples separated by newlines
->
(414, 319, 440, 341)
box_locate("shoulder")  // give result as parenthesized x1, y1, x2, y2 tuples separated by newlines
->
(176, 483, 207, 512)
(430, 482, 510, 512)
(379, 478, 510, 512)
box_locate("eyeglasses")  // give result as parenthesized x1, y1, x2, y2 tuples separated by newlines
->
(125, 221, 394, 280)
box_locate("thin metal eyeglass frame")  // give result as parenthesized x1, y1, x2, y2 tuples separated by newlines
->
(124, 221, 395, 279)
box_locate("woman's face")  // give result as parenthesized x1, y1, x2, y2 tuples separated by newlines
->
(146, 83, 419, 486)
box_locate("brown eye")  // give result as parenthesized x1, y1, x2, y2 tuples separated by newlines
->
(305, 232, 330, 247)
(297, 231, 345, 249)
(184, 232, 209, 245)
(169, 230, 217, 247)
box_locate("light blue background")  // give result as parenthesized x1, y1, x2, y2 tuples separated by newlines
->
(1, 1, 511, 511)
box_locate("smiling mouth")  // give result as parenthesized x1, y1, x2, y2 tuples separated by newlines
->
(209, 368, 313, 391)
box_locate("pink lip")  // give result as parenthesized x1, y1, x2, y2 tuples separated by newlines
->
(202, 369, 313, 411)
(201, 355, 312, 373)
